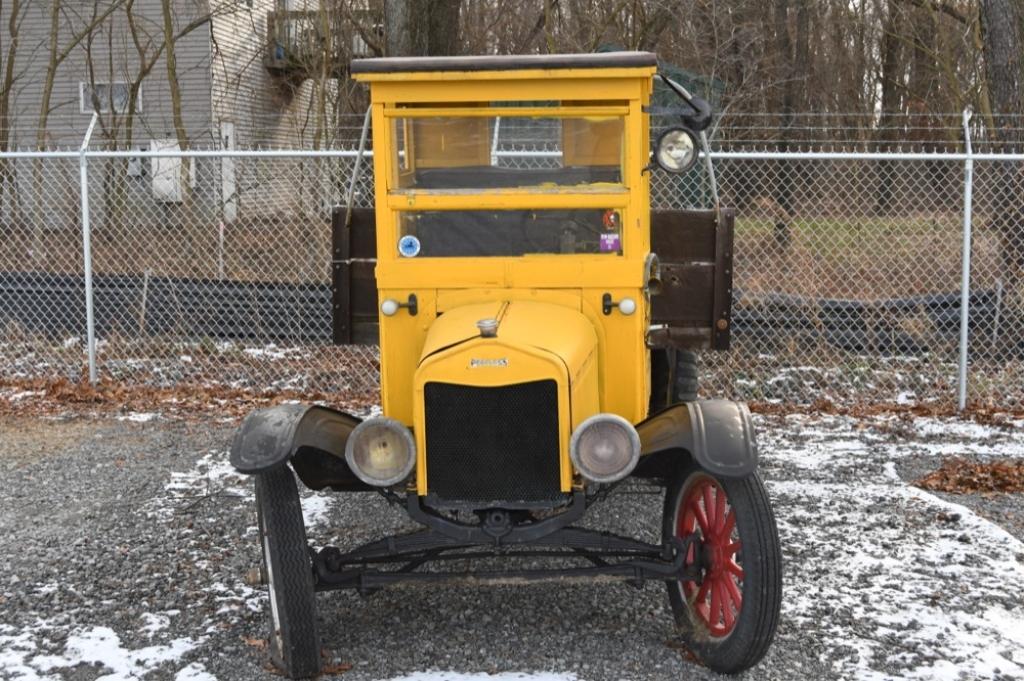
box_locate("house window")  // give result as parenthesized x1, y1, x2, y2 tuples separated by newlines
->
(80, 82, 139, 114)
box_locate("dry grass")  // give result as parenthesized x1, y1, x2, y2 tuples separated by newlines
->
(733, 215, 1001, 300)
(1, 213, 332, 285)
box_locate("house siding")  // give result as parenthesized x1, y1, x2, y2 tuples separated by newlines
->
(1, 0, 216, 149)
(209, 1, 339, 219)
(209, 0, 325, 148)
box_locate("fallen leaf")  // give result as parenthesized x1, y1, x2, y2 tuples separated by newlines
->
(243, 636, 268, 651)
(320, 662, 353, 675)
(916, 457, 1024, 495)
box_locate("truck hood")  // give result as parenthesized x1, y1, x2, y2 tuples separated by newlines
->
(419, 299, 598, 383)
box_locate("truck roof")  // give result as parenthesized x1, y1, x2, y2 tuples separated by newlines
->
(350, 51, 657, 75)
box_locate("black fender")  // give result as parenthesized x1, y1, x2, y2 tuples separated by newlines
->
(230, 404, 371, 491)
(633, 400, 758, 480)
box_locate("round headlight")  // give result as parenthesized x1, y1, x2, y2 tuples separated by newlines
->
(653, 127, 699, 174)
(570, 413, 641, 484)
(344, 417, 415, 487)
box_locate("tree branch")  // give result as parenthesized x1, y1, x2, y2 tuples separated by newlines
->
(895, 0, 969, 25)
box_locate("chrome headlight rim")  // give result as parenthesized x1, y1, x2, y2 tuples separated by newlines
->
(344, 416, 416, 487)
(653, 126, 700, 174)
(569, 412, 641, 484)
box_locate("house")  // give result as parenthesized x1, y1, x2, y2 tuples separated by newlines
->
(1, 0, 375, 150)
(0, 0, 377, 235)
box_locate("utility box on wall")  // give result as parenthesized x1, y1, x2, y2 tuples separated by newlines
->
(150, 139, 196, 203)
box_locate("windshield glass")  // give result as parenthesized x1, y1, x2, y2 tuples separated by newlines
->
(390, 102, 626, 191)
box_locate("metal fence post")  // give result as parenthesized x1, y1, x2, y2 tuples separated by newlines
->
(80, 112, 99, 384)
(957, 109, 974, 412)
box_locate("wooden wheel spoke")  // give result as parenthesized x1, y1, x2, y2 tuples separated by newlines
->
(715, 487, 727, 533)
(689, 500, 710, 534)
(721, 586, 737, 630)
(725, 574, 743, 609)
(696, 578, 711, 604)
(710, 580, 724, 628)
(722, 508, 737, 538)
(703, 484, 716, 527)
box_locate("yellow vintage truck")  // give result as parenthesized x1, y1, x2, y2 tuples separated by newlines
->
(231, 52, 780, 678)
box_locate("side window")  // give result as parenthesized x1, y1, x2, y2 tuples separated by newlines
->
(80, 82, 138, 114)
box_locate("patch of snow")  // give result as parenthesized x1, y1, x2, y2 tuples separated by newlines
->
(913, 418, 1003, 440)
(139, 613, 170, 638)
(4, 390, 44, 401)
(764, 414, 1024, 680)
(301, 494, 334, 527)
(145, 450, 250, 521)
(24, 626, 198, 680)
(240, 344, 308, 361)
(164, 451, 247, 497)
(0, 629, 56, 681)
(118, 412, 159, 423)
(207, 580, 265, 614)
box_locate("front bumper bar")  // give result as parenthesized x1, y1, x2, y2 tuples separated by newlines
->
(311, 526, 698, 592)
(306, 490, 700, 592)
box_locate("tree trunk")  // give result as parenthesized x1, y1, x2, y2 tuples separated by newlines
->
(875, 0, 903, 213)
(0, 0, 21, 229)
(385, 0, 462, 57)
(772, 0, 794, 248)
(160, 0, 191, 202)
(980, 0, 1024, 337)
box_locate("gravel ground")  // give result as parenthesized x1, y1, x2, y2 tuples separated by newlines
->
(1, 410, 1023, 681)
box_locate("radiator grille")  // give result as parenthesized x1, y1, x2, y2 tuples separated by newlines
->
(423, 380, 562, 506)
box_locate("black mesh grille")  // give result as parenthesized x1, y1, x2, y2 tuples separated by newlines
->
(424, 380, 562, 506)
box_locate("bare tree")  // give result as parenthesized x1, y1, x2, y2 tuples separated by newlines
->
(36, 0, 127, 149)
(979, 0, 1024, 305)
(0, 0, 24, 152)
(385, 0, 462, 56)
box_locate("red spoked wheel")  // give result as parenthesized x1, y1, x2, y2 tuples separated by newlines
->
(663, 462, 781, 674)
(678, 475, 744, 638)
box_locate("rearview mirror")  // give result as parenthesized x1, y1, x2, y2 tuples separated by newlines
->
(682, 97, 712, 132)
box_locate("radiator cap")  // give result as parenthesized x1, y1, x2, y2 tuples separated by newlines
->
(476, 318, 499, 338)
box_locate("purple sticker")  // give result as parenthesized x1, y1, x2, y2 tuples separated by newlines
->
(600, 233, 621, 252)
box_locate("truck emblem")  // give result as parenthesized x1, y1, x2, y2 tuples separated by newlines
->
(469, 358, 508, 368)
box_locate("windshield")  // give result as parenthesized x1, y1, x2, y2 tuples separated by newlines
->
(387, 102, 628, 258)
(390, 102, 626, 191)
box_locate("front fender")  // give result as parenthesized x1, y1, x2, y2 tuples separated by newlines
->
(230, 404, 370, 491)
(634, 400, 758, 479)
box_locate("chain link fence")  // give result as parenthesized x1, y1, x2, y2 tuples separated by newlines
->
(1, 133, 1022, 409)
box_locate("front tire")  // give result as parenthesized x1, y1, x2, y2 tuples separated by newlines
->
(662, 461, 781, 674)
(255, 465, 321, 679)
